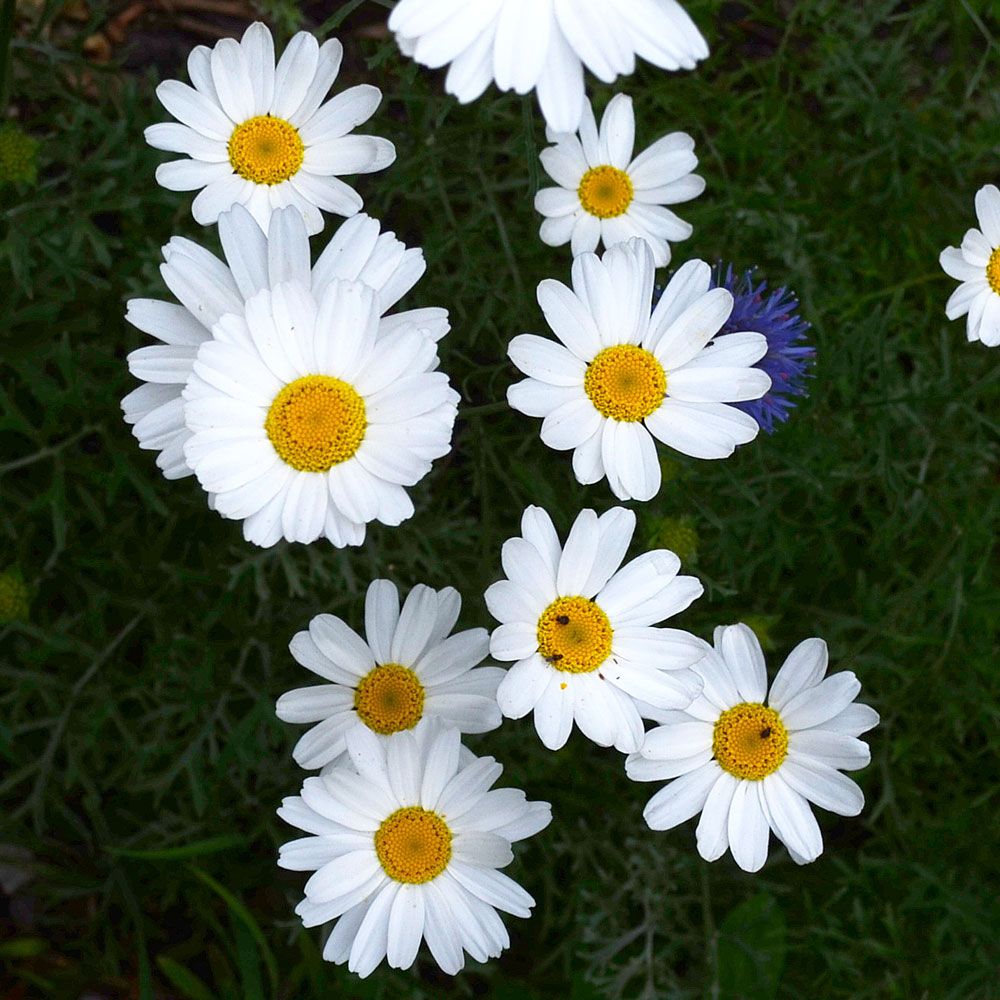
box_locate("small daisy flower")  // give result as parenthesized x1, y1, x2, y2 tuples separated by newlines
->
(122, 205, 448, 481)
(276, 580, 504, 770)
(182, 278, 459, 548)
(278, 721, 552, 977)
(485, 505, 709, 754)
(535, 93, 704, 266)
(939, 183, 1000, 346)
(507, 239, 771, 502)
(387, 0, 709, 134)
(146, 22, 395, 234)
(626, 623, 879, 873)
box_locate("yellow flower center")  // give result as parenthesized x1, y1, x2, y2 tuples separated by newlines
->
(578, 165, 634, 219)
(584, 345, 667, 422)
(712, 703, 788, 781)
(374, 807, 452, 884)
(536, 596, 613, 674)
(987, 246, 1000, 294)
(228, 115, 304, 185)
(353, 663, 425, 735)
(264, 375, 367, 473)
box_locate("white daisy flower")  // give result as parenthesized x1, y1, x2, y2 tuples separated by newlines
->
(939, 183, 1000, 347)
(278, 721, 552, 977)
(387, 0, 709, 134)
(507, 239, 772, 502)
(276, 580, 504, 770)
(182, 278, 459, 548)
(146, 22, 395, 234)
(122, 204, 448, 481)
(535, 93, 704, 266)
(626, 623, 879, 873)
(485, 504, 709, 754)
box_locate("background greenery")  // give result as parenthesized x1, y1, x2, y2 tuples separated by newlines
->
(2, 0, 998, 997)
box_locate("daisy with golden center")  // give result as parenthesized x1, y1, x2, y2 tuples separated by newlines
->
(122, 203, 450, 482)
(626, 623, 879, 873)
(145, 21, 396, 234)
(486, 504, 709, 754)
(536, 94, 706, 266)
(507, 238, 772, 503)
(276, 579, 503, 770)
(181, 278, 458, 549)
(939, 183, 1000, 346)
(277, 723, 552, 977)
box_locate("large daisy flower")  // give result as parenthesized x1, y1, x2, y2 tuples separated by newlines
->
(507, 239, 771, 502)
(535, 93, 704, 266)
(485, 505, 708, 753)
(939, 183, 1000, 346)
(146, 22, 395, 234)
(122, 204, 448, 481)
(626, 623, 879, 872)
(387, 0, 709, 134)
(276, 579, 504, 770)
(182, 278, 459, 548)
(278, 721, 552, 977)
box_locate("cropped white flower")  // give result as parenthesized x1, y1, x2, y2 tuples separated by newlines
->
(146, 22, 395, 234)
(486, 505, 708, 753)
(939, 183, 1000, 346)
(278, 722, 551, 977)
(388, 0, 709, 134)
(122, 205, 448, 480)
(535, 93, 703, 266)
(626, 623, 879, 873)
(182, 278, 459, 548)
(277, 580, 503, 770)
(508, 239, 771, 502)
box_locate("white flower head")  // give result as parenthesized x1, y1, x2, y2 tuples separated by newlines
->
(508, 239, 772, 502)
(387, 0, 709, 134)
(278, 720, 552, 978)
(181, 277, 459, 548)
(146, 22, 395, 234)
(939, 183, 1000, 346)
(626, 623, 879, 873)
(486, 505, 709, 754)
(536, 93, 704, 266)
(277, 580, 504, 770)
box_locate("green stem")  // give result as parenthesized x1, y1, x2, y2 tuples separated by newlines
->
(0, 0, 14, 111)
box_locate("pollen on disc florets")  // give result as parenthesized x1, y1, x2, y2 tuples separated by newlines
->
(353, 663, 425, 735)
(265, 375, 367, 473)
(578, 165, 634, 219)
(374, 806, 452, 884)
(987, 247, 1000, 295)
(228, 115, 305, 186)
(537, 596, 613, 674)
(584, 345, 667, 422)
(712, 703, 789, 780)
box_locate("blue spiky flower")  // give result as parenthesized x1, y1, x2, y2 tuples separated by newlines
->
(711, 265, 814, 433)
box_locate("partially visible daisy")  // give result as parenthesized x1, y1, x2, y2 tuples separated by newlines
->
(626, 623, 879, 872)
(485, 505, 708, 753)
(278, 721, 551, 977)
(939, 183, 1000, 346)
(507, 239, 771, 502)
(123, 204, 448, 481)
(711, 264, 814, 433)
(146, 22, 395, 234)
(182, 278, 459, 548)
(276, 580, 503, 770)
(387, 0, 709, 134)
(535, 93, 704, 266)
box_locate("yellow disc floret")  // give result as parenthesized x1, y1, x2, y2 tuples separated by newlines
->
(584, 345, 667, 422)
(578, 165, 634, 219)
(712, 703, 788, 781)
(354, 663, 425, 735)
(987, 247, 1000, 294)
(265, 375, 367, 472)
(374, 807, 452, 884)
(228, 115, 304, 185)
(537, 596, 613, 674)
